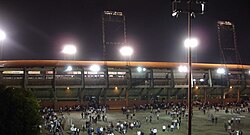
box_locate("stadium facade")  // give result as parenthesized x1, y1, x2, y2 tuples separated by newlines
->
(0, 60, 250, 109)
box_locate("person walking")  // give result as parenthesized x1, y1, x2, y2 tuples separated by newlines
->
(81, 112, 84, 119)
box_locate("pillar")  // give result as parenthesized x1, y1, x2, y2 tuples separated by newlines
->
(52, 68, 57, 109)
(237, 89, 240, 102)
(125, 88, 128, 107)
(23, 67, 28, 89)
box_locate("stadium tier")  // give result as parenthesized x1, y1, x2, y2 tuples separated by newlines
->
(1, 60, 250, 109)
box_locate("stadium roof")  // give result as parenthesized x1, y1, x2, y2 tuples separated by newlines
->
(1, 60, 250, 70)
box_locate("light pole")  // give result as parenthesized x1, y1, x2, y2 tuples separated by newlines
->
(172, 1, 205, 135)
(119, 45, 133, 107)
(0, 30, 6, 60)
(62, 44, 77, 60)
(185, 37, 199, 135)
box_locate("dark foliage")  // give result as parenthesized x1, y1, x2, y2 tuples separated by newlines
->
(0, 85, 41, 135)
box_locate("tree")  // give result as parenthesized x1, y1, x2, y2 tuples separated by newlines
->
(0, 85, 42, 135)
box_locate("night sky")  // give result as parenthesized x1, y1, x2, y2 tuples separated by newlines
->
(0, 0, 249, 64)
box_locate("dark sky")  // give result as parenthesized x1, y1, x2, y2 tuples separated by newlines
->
(0, 0, 249, 64)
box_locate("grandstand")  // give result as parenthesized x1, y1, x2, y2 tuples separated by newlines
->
(0, 60, 250, 109)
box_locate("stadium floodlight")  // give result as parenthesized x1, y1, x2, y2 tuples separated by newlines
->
(172, 11, 179, 17)
(0, 30, 6, 40)
(89, 64, 101, 72)
(119, 46, 133, 57)
(178, 65, 188, 72)
(62, 44, 77, 55)
(137, 67, 147, 72)
(184, 38, 199, 48)
(137, 67, 143, 72)
(65, 65, 73, 72)
(199, 78, 204, 82)
(217, 68, 226, 74)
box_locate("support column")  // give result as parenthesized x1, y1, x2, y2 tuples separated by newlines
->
(125, 88, 128, 107)
(0, 70, 3, 85)
(241, 70, 246, 88)
(80, 88, 84, 106)
(52, 67, 57, 109)
(98, 88, 105, 105)
(104, 66, 109, 105)
(125, 66, 132, 107)
(53, 88, 57, 110)
(139, 88, 144, 100)
(77, 88, 80, 101)
(221, 88, 225, 105)
(204, 88, 207, 103)
(80, 67, 85, 106)
(150, 69, 154, 88)
(127, 67, 132, 88)
(81, 67, 85, 88)
(237, 89, 240, 102)
(104, 66, 109, 88)
(23, 67, 28, 89)
(208, 69, 213, 87)
(146, 89, 150, 104)
(103, 89, 107, 105)
(170, 69, 175, 88)
(166, 89, 170, 103)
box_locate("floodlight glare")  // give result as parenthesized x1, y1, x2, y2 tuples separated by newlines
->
(89, 64, 100, 72)
(184, 38, 199, 48)
(217, 68, 226, 74)
(201, 3, 205, 13)
(62, 44, 77, 55)
(119, 46, 133, 56)
(137, 67, 147, 72)
(0, 30, 6, 40)
(65, 65, 73, 72)
(178, 65, 188, 72)
(172, 11, 179, 17)
(137, 67, 142, 72)
(199, 78, 204, 82)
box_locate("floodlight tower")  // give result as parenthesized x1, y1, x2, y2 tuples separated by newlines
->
(172, 0, 206, 135)
(217, 21, 242, 65)
(102, 11, 127, 62)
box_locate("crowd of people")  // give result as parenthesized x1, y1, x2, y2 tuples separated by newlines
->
(39, 100, 250, 135)
(197, 101, 249, 135)
(41, 107, 65, 135)
(120, 102, 187, 135)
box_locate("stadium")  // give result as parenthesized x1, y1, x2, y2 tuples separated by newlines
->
(1, 60, 250, 109)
